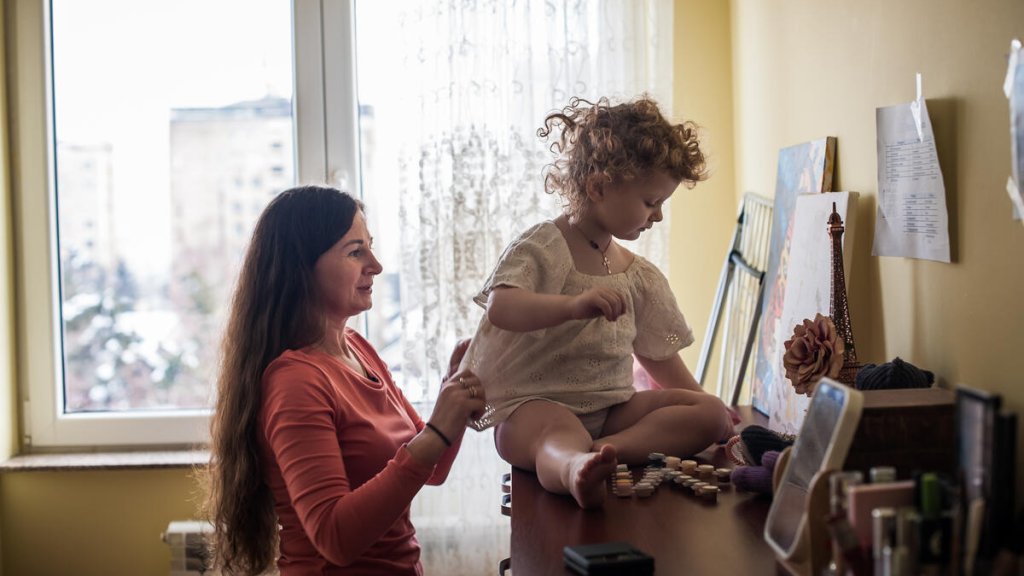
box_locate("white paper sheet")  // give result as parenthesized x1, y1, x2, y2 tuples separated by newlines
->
(1009, 178, 1024, 221)
(1006, 38, 1024, 222)
(770, 192, 856, 434)
(873, 100, 951, 262)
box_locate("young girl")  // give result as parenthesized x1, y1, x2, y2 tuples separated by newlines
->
(460, 96, 733, 508)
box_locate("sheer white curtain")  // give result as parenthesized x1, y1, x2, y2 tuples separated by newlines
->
(361, 2, 675, 573)
(388, 0, 676, 398)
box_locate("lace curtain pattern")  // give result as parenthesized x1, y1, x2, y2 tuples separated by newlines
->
(363, 2, 675, 574)
(389, 0, 676, 401)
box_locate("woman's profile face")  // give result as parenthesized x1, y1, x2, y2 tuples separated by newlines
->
(312, 210, 383, 320)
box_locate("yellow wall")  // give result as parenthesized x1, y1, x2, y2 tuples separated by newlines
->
(729, 0, 1024, 389)
(672, 0, 737, 373)
(0, 0, 14, 465)
(0, 2, 14, 573)
(723, 0, 1024, 491)
(1, 469, 199, 576)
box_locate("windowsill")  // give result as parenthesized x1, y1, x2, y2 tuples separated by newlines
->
(0, 449, 210, 472)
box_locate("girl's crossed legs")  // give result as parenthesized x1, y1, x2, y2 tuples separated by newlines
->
(596, 388, 731, 464)
(494, 390, 730, 508)
(495, 400, 616, 509)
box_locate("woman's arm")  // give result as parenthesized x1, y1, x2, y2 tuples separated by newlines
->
(417, 338, 473, 484)
(487, 286, 626, 332)
(404, 337, 486, 483)
(408, 423, 461, 485)
(402, 395, 461, 485)
(263, 370, 436, 567)
(408, 370, 486, 484)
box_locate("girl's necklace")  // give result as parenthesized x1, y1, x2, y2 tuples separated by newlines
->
(572, 224, 613, 275)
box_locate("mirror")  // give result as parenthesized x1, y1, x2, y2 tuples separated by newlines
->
(764, 378, 864, 559)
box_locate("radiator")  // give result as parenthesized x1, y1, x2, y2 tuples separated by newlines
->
(161, 520, 218, 576)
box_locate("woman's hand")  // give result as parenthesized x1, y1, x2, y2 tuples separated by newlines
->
(568, 287, 626, 322)
(444, 338, 471, 380)
(426, 369, 487, 446)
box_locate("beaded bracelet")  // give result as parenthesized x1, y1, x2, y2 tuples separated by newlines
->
(424, 422, 452, 447)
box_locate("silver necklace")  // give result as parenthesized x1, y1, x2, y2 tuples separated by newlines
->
(572, 224, 612, 275)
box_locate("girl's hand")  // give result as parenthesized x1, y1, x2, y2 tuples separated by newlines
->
(427, 370, 487, 445)
(568, 287, 626, 322)
(720, 404, 738, 442)
(726, 405, 742, 426)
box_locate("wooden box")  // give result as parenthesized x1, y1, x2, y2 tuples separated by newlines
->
(842, 387, 956, 479)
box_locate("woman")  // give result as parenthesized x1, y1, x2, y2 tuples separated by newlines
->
(206, 185, 485, 575)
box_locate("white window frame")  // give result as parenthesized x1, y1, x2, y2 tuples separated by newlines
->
(11, 0, 360, 448)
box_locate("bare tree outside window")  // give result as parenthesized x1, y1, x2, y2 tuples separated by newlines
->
(52, 0, 293, 412)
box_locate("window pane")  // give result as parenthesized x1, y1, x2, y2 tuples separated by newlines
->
(52, 0, 294, 412)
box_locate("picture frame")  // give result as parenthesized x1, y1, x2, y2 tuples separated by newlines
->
(751, 137, 837, 416)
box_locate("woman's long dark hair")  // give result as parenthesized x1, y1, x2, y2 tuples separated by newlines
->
(204, 185, 361, 575)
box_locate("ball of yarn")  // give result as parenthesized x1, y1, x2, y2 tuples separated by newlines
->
(854, 357, 934, 391)
(740, 425, 794, 466)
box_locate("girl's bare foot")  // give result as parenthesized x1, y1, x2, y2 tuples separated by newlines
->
(566, 444, 618, 508)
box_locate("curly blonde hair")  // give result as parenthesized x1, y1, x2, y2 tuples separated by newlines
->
(538, 95, 707, 217)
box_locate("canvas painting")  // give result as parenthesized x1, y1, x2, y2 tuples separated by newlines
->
(751, 137, 836, 415)
(766, 192, 856, 434)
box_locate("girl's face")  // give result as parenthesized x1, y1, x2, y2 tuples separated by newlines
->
(313, 210, 383, 321)
(592, 169, 680, 240)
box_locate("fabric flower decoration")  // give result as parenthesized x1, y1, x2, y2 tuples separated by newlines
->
(783, 313, 845, 396)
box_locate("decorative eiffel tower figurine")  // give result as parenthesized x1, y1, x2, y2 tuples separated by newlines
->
(828, 202, 863, 386)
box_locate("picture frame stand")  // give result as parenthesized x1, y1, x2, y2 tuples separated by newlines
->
(774, 465, 834, 576)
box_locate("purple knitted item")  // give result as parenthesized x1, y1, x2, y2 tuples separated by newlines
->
(731, 450, 781, 495)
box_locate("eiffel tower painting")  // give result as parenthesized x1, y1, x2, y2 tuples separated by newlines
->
(828, 202, 863, 386)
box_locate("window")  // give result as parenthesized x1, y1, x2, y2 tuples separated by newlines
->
(11, 0, 360, 447)
(12, 0, 671, 448)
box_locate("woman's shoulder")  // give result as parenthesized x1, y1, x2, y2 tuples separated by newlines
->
(260, 351, 342, 425)
(343, 328, 390, 371)
(263, 349, 333, 389)
(343, 327, 372, 350)
(267, 347, 320, 368)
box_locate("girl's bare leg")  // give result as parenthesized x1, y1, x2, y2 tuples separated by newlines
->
(593, 389, 731, 464)
(495, 400, 618, 509)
